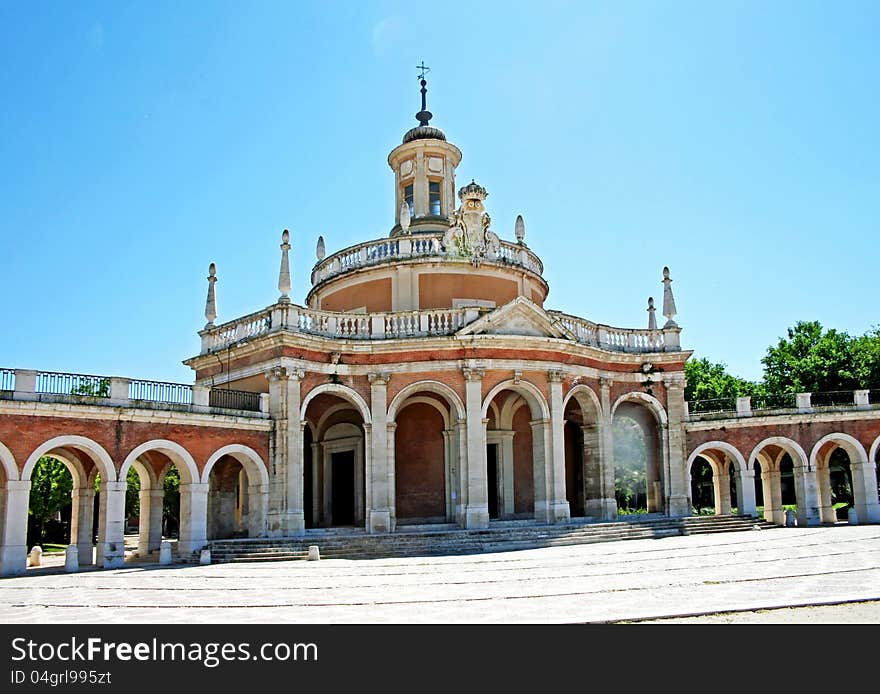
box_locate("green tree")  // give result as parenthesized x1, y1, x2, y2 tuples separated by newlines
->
(850, 327, 880, 388)
(761, 321, 858, 393)
(613, 416, 647, 512)
(27, 457, 73, 546)
(684, 357, 762, 403)
(163, 466, 180, 537)
(70, 377, 110, 397)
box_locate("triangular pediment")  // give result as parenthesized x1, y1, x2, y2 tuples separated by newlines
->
(456, 296, 576, 340)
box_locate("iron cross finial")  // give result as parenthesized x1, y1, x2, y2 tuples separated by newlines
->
(416, 61, 430, 81)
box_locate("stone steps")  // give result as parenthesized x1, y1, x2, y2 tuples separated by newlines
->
(203, 516, 776, 564)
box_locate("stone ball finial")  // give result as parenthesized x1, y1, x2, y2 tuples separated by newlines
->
(281, 229, 290, 245)
(515, 214, 525, 244)
(205, 262, 218, 326)
(663, 266, 670, 280)
(400, 202, 411, 233)
(316, 235, 326, 261)
(208, 262, 216, 278)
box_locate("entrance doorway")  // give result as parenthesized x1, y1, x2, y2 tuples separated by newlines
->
(487, 444, 500, 519)
(331, 450, 355, 526)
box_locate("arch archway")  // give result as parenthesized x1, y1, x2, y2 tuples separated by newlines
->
(391, 387, 458, 526)
(22, 436, 121, 567)
(750, 437, 815, 526)
(686, 442, 755, 517)
(303, 391, 368, 528)
(611, 396, 666, 515)
(562, 386, 610, 519)
(203, 445, 269, 540)
(482, 380, 553, 522)
(810, 434, 878, 524)
(119, 440, 200, 561)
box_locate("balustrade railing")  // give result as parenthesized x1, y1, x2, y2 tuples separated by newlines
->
(129, 379, 193, 405)
(209, 388, 261, 412)
(310, 235, 544, 285)
(38, 372, 110, 397)
(750, 393, 797, 411)
(689, 397, 737, 415)
(0, 368, 14, 391)
(547, 311, 673, 353)
(810, 390, 855, 407)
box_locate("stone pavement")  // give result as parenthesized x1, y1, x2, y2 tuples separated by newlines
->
(1, 525, 878, 623)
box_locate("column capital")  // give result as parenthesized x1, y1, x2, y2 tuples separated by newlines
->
(599, 376, 613, 390)
(368, 372, 390, 386)
(265, 366, 305, 383)
(462, 367, 485, 382)
(547, 370, 566, 383)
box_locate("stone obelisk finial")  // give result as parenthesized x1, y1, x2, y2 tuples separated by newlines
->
(316, 235, 326, 261)
(647, 297, 657, 330)
(205, 263, 218, 328)
(278, 229, 291, 304)
(400, 201, 411, 233)
(515, 214, 525, 244)
(661, 266, 678, 328)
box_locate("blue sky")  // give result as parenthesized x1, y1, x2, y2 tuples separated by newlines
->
(1, 1, 877, 384)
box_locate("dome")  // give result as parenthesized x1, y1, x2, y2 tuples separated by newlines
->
(402, 125, 447, 144)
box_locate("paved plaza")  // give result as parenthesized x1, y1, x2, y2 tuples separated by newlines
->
(2, 525, 879, 624)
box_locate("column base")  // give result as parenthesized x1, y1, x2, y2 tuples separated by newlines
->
(463, 505, 489, 529)
(367, 509, 392, 534)
(537, 500, 571, 524)
(586, 498, 618, 521)
(0, 544, 27, 576)
(78, 544, 94, 566)
(97, 542, 124, 569)
(854, 502, 879, 524)
(283, 511, 305, 537)
(667, 495, 691, 518)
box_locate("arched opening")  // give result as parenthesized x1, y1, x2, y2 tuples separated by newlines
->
(119, 442, 199, 562)
(690, 456, 714, 514)
(483, 382, 550, 522)
(563, 388, 608, 519)
(612, 401, 664, 515)
(26, 455, 77, 560)
(751, 438, 812, 525)
(393, 396, 452, 525)
(811, 435, 877, 524)
(207, 456, 248, 540)
(203, 446, 268, 541)
(303, 392, 367, 528)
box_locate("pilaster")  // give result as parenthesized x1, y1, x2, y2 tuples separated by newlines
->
(367, 372, 392, 533)
(664, 374, 690, 517)
(546, 370, 571, 523)
(462, 366, 489, 529)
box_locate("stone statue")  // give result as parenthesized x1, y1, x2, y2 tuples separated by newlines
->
(441, 180, 501, 264)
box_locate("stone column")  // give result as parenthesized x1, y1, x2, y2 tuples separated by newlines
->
(454, 418, 468, 524)
(247, 483, 268, 537)
(850, 459, 880, 523)
(546, 371, 571, 523)
(178, 483, 209, 556)
(367, 373, 392, 533)
(310, 442, 321, 527)
(96, 479, 126, 568)
(0, 480, 30, 576)
(462, 367, 489, 529)
(265, 366, 289, 537)
(737, 466, 757, 517)
(70, 486, 95, 565)
(664, 375, 690, 517)
(761, 467, 784, 525)
(138, 488, 164, 555)
(284, 370, 306, 536)
(499, 431, 515, 518)
(713, 466, 732, 515)
(815, 464, 837, 523)
(598, 378, 618, 519)
(793, 463, 821, 526)
(387, 422, 398, 530)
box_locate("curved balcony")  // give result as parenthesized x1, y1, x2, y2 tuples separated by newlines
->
(198, 303, 682, 355)
(310, 235, 545, 287)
